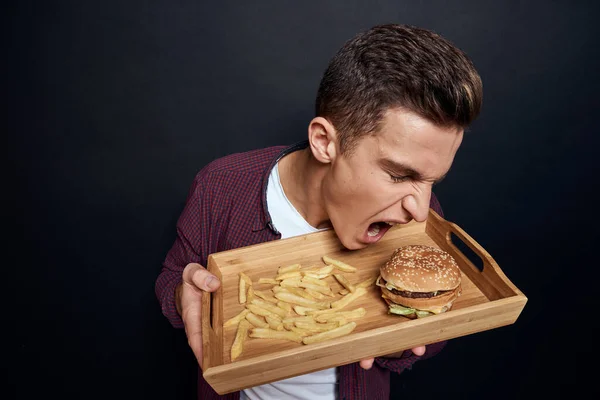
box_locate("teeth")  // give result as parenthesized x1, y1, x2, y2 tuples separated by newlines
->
(368, 224, 381, 237)
(385, 221, 397, 226)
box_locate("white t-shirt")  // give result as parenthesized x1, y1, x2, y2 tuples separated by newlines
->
(240, 162, 337, 400)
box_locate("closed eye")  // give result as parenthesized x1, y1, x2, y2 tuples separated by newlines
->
(390, 174, 410, 183)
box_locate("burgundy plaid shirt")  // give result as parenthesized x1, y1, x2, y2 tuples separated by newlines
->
(156, 141, 447, 400)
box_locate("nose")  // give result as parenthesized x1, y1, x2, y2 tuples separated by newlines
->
(401, 188, 432, 223)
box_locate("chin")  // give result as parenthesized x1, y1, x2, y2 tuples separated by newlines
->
(337, 234, 368, 251)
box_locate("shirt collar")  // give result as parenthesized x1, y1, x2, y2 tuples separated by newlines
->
(253, 139, 309, 233)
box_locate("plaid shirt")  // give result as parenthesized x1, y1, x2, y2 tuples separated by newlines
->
(156, 141, 447, 400)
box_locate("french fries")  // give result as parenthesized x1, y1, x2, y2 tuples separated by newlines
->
(231, 320, 251, 361)
(224, 309, 249, 328)
(274, 291, 331, 309)
(332, 287, 367, 309)
(315, 307, 366, 322)
(239, 275, 247, 304)
(322, 256, 357, 272)
(278, 263, 301, 275)
(227, 256, 373, 360)
(276, 271, 302, 281)
(246, 312, 269, 328)
(302, 322, 357, 345)
(250, 328, 303, 343)
(251, 299, 287, 318)
(293, 305, 319, 316)
(333, 273, 356, 293)
(254, 289, 278, 304)
(356, 276, 377, 288)
(258, 278, 278, 285)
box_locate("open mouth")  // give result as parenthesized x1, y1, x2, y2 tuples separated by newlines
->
(364, 221, 395, 243)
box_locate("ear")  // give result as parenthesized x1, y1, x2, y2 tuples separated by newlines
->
(307, 117, 338, 164)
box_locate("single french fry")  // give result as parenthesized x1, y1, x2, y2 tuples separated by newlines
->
(293, 305, 319, 316)
(333, 273, 356, 293)
(279, 286, 316, 300)
(247, 304, 282, 320)
(274, 291, 331, 309)
(297, 281, 335, 296)
(254, 289, 278, 304)
(301, 276, 329, 287)
(275, 271, 302, 281)
(247, 285, 255, 303)
(303, 272, 332, 280)
(240, 271, 253, 286)
(304, 288, 326, 300)
(283, 315, 315, 322)
(223, 309, 250, 328)
(277, 301, 293, 314)
(231, 320, 252, 361)
(295, 320, 340, 332)
(356, 276, 378, 289)
(279, 278, 302, 288)
(251, 298, 287, 318)
(246, 312, 269, 328)
(331, 287, 367, 309)
(265, 315, 284, 331)
(289, 326, 313, 337)
(258, 278, 278, 285)
(315, 307, 367, 323)
(277, 264, 301, 275)
(322, 256, 357, 273)
(302, 322, 357, 345)
(306, 308, 338, 317)
(271, 285, 284, 293)
(239, 276, 247, 304)
(325, 316, 348, 326)
(314, 265, 335, 275)
(250, 328, 303, 344)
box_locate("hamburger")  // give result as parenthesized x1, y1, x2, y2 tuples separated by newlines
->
(377, 244, 462, 319)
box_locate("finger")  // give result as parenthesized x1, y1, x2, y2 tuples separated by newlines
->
(411, 345, 426, 356)
(183, 263, 221, 292)
(181, 283, 204, 368)
(359, 358, 375, 370)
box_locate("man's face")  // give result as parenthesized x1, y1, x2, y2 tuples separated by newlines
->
(322, 108, 463, 250)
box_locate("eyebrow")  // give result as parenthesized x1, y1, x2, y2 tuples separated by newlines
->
(379, 158, 448, 184)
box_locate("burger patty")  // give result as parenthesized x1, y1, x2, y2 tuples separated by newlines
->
(381, 278, 449, 299)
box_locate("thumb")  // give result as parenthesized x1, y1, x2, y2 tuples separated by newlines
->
(183, 263, 221, 292)
(359, 358, 375, 370)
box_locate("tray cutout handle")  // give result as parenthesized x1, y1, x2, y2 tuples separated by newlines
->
(202, 258, 223, 371)
(426, 209, 518, 301)
(450, 231, 484, 272)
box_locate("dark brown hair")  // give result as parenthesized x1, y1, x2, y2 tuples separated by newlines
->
(315, 24, 483, 154)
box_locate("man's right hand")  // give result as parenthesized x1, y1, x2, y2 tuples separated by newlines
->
(176, 262, 221, 369)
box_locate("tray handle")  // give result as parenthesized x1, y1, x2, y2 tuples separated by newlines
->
(201, 275, 223, 370)
(427, 209, 520, 300)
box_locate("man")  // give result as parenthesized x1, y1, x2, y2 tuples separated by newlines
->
(156, 23, 482, 399)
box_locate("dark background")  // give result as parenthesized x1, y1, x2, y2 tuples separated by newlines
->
(7, 1, 599, 399)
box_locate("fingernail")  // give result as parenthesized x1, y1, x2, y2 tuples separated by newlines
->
(206, 277, 219, 290)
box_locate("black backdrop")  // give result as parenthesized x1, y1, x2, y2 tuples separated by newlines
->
(7, 1, 599, 399)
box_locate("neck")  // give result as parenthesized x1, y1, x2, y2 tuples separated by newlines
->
(278, 148, 332, 229)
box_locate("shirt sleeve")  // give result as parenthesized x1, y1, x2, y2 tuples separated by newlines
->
(155, 172, 209, 329)
(374, 191, 448, 373)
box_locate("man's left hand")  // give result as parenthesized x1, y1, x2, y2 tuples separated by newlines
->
(359, 345, 426, 370)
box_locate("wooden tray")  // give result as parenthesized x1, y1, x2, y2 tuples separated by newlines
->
(201, 209, 527, 394)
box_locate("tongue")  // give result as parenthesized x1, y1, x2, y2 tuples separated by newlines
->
(368, 223, 381, 237)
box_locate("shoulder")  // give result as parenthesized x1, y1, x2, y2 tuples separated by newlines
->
(199, 145, 285, 177)
(187, 145, 285, 197)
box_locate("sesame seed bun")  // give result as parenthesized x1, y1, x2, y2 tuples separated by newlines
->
(380, 245, 461, 292)
(379, 244, 462, 317)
